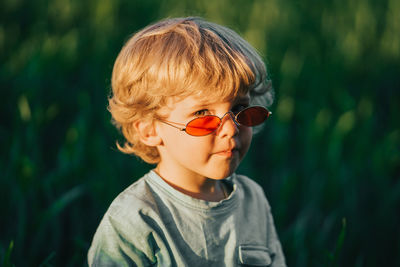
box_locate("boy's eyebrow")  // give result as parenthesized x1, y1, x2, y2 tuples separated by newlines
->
(183, 103, 210, 112)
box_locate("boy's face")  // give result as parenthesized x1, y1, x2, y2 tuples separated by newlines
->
(155, 94, 253, 183)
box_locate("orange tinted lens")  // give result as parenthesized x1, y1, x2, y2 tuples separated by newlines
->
(236, 106, 270, 126)
(186, 116, 221, 136)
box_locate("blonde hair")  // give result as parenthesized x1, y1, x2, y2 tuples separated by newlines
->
(109, 17, 273, 163)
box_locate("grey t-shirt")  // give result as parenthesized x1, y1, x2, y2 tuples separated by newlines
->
(88, 170, 286, 266)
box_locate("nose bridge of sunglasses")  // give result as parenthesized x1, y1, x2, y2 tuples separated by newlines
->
(220, 111, 240, 127)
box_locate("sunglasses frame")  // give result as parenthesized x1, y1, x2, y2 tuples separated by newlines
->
(158, 105, 272, 136)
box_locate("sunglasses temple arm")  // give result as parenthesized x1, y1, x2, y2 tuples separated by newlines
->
(159, 120, 186, 132)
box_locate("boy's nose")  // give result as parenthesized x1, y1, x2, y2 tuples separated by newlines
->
(216, 112, 239, 137)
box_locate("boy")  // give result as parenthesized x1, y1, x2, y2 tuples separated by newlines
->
(89, 17, 286, 266)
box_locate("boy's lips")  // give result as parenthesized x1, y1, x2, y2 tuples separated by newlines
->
(214, 148, 238, 157)
(214, 140, 239, 157)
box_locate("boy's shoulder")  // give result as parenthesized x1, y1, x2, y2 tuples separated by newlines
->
(233, 173, 262, 187)
(106, 172, 157, 219)
(232, 173, 271, 209)
(88, 173, 164, 265)
(94, 172, 162, 242)
(233, 173, 266, 194)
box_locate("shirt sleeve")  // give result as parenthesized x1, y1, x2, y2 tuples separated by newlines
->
(88, 212, 157, 267)
(88, 207, 177, 267)
(266, 208, 286, 267)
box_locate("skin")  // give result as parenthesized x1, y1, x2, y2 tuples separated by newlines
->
(140, 94, 253, 202)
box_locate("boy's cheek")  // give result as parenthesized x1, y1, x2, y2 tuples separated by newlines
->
(239, 128, 253, 158)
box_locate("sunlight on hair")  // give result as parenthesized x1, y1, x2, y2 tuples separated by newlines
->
(109, 17, 274, 163)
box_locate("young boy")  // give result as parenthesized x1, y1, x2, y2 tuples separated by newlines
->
(88, 17, 286, 266)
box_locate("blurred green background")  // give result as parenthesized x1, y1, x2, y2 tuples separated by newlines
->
(1, 0, 399, 266)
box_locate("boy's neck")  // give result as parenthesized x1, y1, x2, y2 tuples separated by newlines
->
(154, 166, 227, 202)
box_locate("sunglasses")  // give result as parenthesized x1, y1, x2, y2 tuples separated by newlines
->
(158, 106, 271, 136)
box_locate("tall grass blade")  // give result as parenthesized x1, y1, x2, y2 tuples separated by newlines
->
(329, 218, 347, 267)
(2, 240, 15, 267)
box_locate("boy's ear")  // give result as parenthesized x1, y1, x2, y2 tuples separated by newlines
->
(133, 119, 162, 147)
